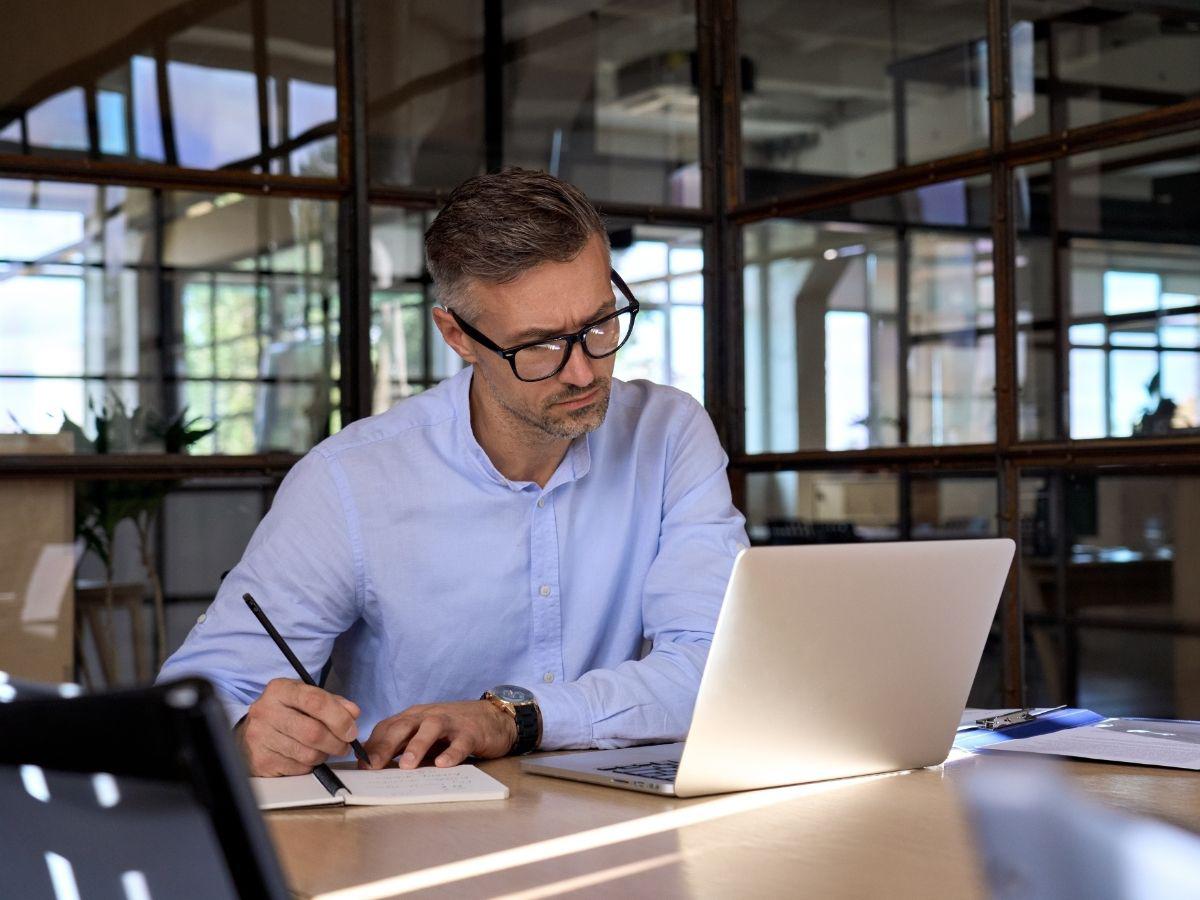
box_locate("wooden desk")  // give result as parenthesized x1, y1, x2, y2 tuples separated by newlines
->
(266, 753, 1200, 899)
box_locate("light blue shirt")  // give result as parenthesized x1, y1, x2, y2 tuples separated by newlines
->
(158, 367, 747, 750)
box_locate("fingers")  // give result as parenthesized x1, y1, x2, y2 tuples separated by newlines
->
(276, 680, 360, 744)
(262, 729, 327, 771)
(360, 701, 516, 771)
(398, 716, 446, 770)
(334, 695, 361, 718)
(238, 714, 330, 776)
(363, 715, 420, 769)
(238, 678, 360, 776)
(435, 736, 474, 768)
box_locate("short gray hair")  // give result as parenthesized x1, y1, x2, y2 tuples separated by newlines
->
(425, 167, 610, 319)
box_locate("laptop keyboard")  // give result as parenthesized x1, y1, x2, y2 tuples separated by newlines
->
(596, 759, 680, 782)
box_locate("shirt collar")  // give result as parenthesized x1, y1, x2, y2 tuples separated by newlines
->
(451, 366, 593, 493)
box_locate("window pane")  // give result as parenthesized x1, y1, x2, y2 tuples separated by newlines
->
(1015, 132, 1200, 441)
(0, 1, 336, 175)
(744, 470, 996, 543)
(366, 0, 700, 206)
(369, 207, 453, 414)
(1069, 348, 1106, 439)
(0, 179, 339, 455)
(1010, 2, 1200, 142)
(1109, 349, 1158, 437)
(739, 0, 990, 202)
(1021, 473, 1200, 717)
(911, 475, 998, 539)
(612, 225, 705, 404)
(743, 179, 993, 454)
(745, 471, 901, 543)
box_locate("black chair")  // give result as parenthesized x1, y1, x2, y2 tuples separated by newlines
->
(0, 675, 289, 900)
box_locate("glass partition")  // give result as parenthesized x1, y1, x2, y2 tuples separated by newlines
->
(744, 470, 997, 544)
(367, 0, 700, 206)
(610, 224, 705, 403)
(1020, 472, 1200, 717)
(0, 179, 340, 454)
(739, 0, 990, 201)
(1016, 131, 1200, 440)
(743, 177, 994, 453)
(1010, 1, 1200, 142)
(0, 1, 337, 176)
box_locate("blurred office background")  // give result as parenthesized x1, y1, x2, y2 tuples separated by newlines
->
(0, 0, 1197, 715)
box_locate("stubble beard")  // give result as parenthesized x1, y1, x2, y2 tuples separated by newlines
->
(491, 376, 613, 442)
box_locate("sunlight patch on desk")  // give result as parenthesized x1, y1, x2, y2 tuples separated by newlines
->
(312, 770, 909, 899)
(489, 852, 683, 900)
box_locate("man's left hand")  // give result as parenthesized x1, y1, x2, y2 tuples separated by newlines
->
(362, 700, 517, 769)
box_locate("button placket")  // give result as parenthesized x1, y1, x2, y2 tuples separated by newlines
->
(529, 491, 563, 687)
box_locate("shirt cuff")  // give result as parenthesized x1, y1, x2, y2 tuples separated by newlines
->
(531, 680, 594, 750)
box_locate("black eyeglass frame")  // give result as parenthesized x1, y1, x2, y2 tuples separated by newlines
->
(447, 269, 641, 383)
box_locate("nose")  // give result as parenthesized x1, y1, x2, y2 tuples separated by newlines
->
(557, 339, 598, 387)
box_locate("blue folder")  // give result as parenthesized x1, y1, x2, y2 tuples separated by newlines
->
(954, 708, 1107, 754)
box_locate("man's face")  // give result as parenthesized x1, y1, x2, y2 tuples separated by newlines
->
(443, 233, 619, 442)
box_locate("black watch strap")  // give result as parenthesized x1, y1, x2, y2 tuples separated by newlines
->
(481, 690, 541, 756)
(510, 703, 539, 756)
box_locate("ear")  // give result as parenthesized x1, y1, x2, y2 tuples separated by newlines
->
(431, 307, 479, 365)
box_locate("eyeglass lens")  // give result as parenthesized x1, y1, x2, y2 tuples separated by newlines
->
(512, 307, 635, 381)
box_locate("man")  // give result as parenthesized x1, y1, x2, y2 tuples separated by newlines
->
(158, 168, 747, 776)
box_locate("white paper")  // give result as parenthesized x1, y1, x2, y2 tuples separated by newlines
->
(989, 718, 1200, 770)
(336, 765, 509, 805)
(251, 774, 342, 811)
(250, 764, 509, 811)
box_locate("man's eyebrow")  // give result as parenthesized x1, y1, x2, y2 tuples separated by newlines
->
(508, 298, 617, 344)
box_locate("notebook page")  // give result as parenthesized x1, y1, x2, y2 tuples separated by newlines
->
(250, 773, 343, 810)
(335, 765, 509, 805)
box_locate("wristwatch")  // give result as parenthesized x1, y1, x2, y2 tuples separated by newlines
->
(480, 684, 542, 756)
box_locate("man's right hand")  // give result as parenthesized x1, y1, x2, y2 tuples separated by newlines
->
(236, 678, 361, 776)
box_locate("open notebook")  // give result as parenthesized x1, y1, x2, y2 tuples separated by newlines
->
(250, 764, 509, 810)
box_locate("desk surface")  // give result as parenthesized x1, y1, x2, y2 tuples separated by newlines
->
(267, 752, 1200, 900)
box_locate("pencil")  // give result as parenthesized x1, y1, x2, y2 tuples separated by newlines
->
(242, 592, 371, 766)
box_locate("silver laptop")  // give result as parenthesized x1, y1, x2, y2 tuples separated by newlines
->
(522, 539, 1015, 798)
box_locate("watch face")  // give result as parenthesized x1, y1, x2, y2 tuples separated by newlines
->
(494, 684, 534, 704)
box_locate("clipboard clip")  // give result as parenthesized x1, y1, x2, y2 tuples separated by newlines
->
(976, 705, 1067, 731)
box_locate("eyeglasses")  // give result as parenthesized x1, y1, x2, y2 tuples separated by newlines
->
(448, 269, 641, 383)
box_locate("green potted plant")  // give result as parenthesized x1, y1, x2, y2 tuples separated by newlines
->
(60, 396, 213, 680)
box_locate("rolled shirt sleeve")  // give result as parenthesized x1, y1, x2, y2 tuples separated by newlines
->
(157, 449, 362, 725)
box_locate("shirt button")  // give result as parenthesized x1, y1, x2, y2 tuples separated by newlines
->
(543, 672, 555, 683)
(196, 613, 207, 624)
(539, 585, 551, 597)
(537, 497, 545, 508)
